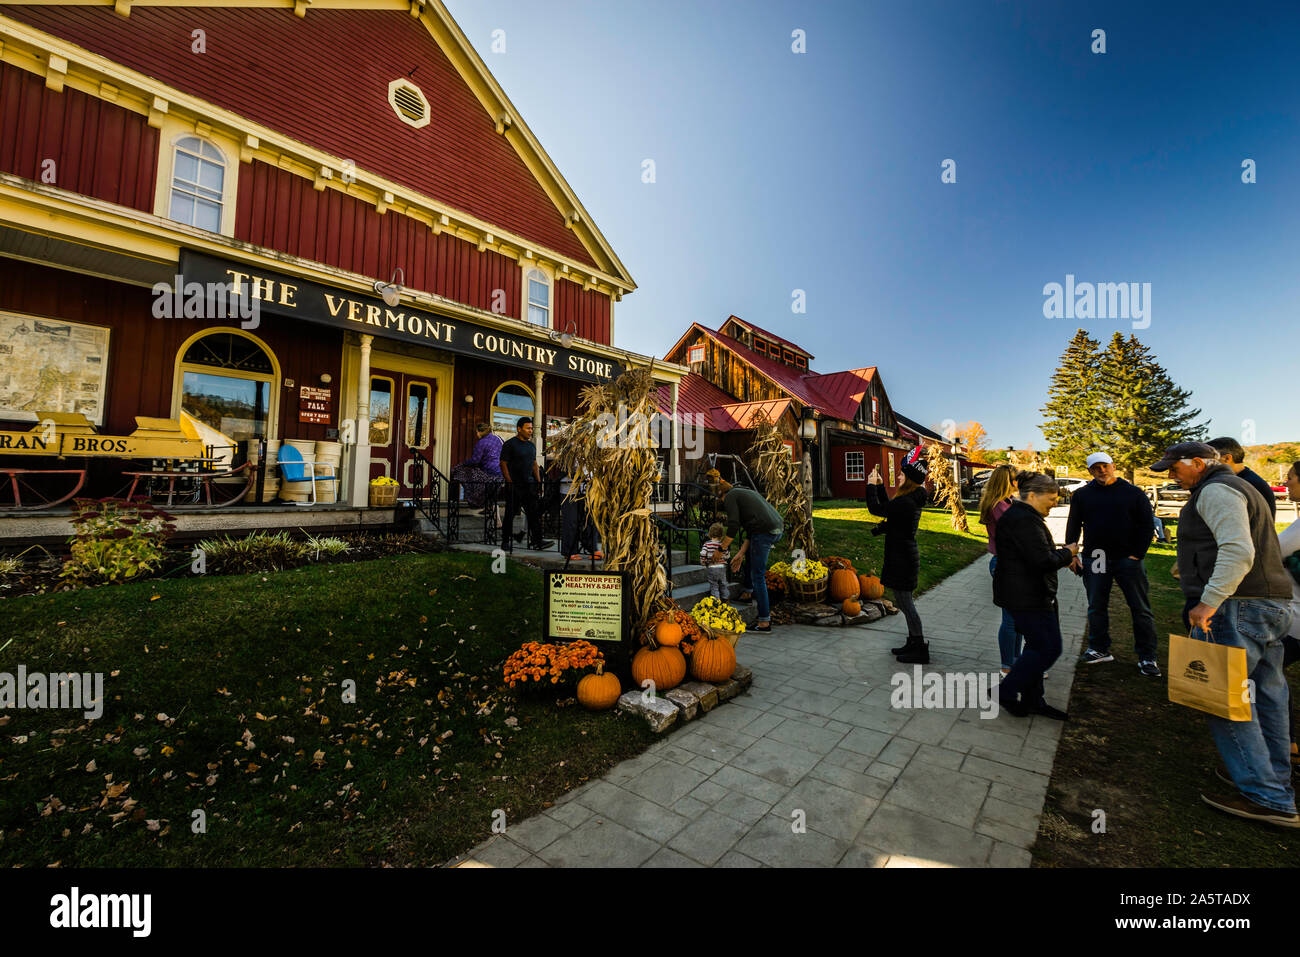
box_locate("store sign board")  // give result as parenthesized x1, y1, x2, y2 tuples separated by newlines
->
(299, 385, 332, 425)
(179, 251, 623, 384)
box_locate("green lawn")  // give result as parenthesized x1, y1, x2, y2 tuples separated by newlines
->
(0, 552, 653, 867)
(808, 499, 990, 596)
(1035, 541, 1297, 867)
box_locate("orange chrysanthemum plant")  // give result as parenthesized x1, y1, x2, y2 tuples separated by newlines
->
(644, 603, 707, 656)
(502, 639, 603, 690)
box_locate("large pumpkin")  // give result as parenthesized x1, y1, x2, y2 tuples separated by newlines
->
(690, 633, 737, 683)
(859, 574, 884, 601)
(829, 568, 860, 602)
(654, 620, 683, 648)
(842, 598, 861, 616)
(576, 662, 622, 711)
(631, 645, 686, 693)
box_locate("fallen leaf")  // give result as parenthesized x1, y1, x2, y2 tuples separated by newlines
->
(150, 595, 160, 601)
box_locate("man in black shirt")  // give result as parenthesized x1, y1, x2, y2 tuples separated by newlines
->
(1066, 452, 1160, 676)
(499, 417, 551, 551)
(1208, 437, 1277, 519)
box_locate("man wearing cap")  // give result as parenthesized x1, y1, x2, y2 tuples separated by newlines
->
(1154, 441, 1297, 827)
(1066, 451, 1161, 676)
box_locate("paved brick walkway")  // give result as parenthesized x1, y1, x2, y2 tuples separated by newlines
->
(453, 555, 1088, 867)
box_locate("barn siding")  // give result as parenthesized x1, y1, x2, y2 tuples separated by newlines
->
(0, 60, 157, 210)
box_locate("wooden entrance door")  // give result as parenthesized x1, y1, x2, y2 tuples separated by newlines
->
(368, 368, 437, 498)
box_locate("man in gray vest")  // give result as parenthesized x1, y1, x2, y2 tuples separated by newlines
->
(1152, 441, 1297, 827)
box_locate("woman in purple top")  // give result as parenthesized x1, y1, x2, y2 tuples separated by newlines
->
(979, 465, 1022, 672)
(451, 422, 503, 509)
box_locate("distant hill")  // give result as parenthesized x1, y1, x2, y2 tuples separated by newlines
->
(1245, 443, 1299, 482)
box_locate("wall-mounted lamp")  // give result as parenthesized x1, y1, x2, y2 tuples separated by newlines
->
(800, 405, 819, 442)
(320, 373, 333, 385)
(463, 394, 474, 404)
(373, 267, 405, 307)
(548, 319, 579, 350)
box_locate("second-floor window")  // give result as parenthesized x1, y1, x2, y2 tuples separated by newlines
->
(169, 137, 225, 232)
(526, 269, 550, 327)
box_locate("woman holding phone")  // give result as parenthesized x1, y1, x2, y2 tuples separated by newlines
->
(865, 447, 931, 663)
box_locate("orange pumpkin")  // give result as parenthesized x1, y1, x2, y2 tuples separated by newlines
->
(842, 598, 861, 616)
(859, 574, 884, 601)
(690, 633, 737, 683)
(829, 568, 860, 602)
(655, 620, 683, 648)
(576, 662, 622, 710)
(631, 645, 686, 693)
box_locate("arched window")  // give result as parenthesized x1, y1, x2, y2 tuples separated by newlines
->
(525, 268, 550, 327)
(169, 136, 226, 232)
(491, 381, 535, 440)
(175, 330, 279, 450)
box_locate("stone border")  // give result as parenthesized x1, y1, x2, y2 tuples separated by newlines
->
(616, 665, 754, 732)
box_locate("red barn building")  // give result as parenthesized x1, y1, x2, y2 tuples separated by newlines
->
(0, 0, 679, 515)
(662, 316, 969, 498)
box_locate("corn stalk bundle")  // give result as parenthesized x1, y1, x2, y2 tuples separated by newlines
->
(746, 412, 816, 558)
(926, 442, 970, 532)
(551, 366, 668, 631)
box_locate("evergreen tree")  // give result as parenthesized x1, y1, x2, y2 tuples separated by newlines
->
(1040, 329, 1103, 467)
(1086, 334, 1205, 482)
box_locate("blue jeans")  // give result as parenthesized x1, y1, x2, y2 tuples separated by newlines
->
(1082, 555, 1158, 661)
(1195, 598, 1296, 813)
(747, 531, 782, 622)
(989, 555, 1022, 669)
(1004, 605, 1063, 709)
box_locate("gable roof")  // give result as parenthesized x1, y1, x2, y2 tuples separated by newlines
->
(721, 315, 813, 360)
(655, 375, 793, 432)
(803, 368, 877, 422)
(894, 413, 944, 442)
(0, 0, 634, 287)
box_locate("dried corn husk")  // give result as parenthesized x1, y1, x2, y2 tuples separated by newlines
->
(746, 411, 816, 558)
(551, 367, 669, 631)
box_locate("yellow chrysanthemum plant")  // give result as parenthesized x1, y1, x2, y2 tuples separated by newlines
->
(690, 596, 746, 636)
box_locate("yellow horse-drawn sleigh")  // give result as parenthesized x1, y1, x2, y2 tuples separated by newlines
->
(0, 412, 253, 510)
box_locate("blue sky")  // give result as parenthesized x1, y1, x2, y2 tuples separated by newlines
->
(446, 0, 1299, 451)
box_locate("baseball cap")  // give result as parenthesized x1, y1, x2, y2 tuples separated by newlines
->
(1085, 452, 1113, 468)
(1150, 441, 1218, 472)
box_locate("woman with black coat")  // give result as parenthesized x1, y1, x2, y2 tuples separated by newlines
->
(993, 471, 1081, 719)
(864, 447, 932, 663)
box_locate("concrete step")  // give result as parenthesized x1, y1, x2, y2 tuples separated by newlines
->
(669, 581, 757, 622)
(668, 563, 710, 587)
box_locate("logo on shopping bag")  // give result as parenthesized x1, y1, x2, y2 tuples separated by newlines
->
(1184, 659, 1209, 682)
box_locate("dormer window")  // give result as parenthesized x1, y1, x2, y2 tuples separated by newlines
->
(795, 355, 807, 370)
(754, 340, 767, 355)
(782, 349, 796, 365)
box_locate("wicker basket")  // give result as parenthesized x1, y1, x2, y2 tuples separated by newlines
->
(785, 573, 828, 604)
(369, 484, 398, 508)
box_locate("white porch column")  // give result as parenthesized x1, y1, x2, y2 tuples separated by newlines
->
(533, 370, 545, 469)
(669, 379, 681, 485)
(350, 333, 373, 506)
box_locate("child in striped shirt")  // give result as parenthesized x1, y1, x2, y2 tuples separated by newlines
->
(700, 522, 730, 599)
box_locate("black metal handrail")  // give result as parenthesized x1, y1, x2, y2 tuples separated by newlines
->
(407, 446, 445, 535)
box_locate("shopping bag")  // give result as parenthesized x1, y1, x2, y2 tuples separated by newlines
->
(1167, 632, 1251, 721)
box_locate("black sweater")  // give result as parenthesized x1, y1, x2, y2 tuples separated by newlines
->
(994, 500, 1075, 610)
(1064, 478, 1153, 563)
(864, 484, 926, 591)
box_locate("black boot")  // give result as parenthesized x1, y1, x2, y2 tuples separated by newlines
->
(895, 640, 930, 664)
(891, 635, 923, 655)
